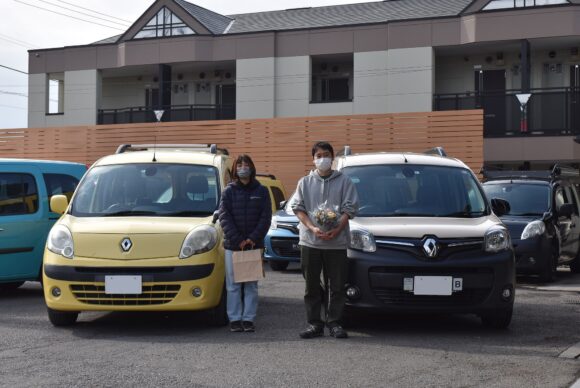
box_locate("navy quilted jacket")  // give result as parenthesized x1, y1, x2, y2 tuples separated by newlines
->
(218, 179, 272, 251)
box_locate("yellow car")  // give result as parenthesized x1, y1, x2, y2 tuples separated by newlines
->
(256, 174, 287, 213)
(43, 144, 232, 326)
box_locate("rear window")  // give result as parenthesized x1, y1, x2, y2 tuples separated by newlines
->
(341, 164, 487, 217)
(0, 173, 39, 215)
(44, 173, 80, 203)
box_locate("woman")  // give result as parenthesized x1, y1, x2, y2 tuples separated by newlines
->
(218, 155, 272, 332)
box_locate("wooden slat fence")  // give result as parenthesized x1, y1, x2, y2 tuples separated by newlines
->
(0, 110, 483, 193)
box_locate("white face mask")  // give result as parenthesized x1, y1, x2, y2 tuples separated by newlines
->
(314, 157, 332, 172)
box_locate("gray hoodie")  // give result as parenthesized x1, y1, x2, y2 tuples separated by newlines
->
(291, 169, 359, 249)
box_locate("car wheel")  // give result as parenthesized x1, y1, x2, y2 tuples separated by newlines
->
(47, 308, 78, 327)
(539, 247, 558, 283)
(480, 308, 513, 329)
(570, 250, 580, 273)
(207, 286, 228, 327)
(0, 281, 25, 292)
(269, 260, 289, 271)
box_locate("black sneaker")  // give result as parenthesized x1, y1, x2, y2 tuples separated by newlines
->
(329, 325, 348, 339)
(230, 321, 243, 332)
(299, 324, 324, 339)
(242, 321, 255, 332)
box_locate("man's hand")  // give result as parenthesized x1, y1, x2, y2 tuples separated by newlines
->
(324, 227, 341, 240)
(245, 239, 255, 248)
(310, 226, 327, 239)
(239, 240, 248, 250)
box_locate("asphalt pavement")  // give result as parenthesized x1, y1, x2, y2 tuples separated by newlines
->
(1, 264, 580, 387)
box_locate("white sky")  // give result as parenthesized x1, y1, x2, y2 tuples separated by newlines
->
(0, 0, 371, 129)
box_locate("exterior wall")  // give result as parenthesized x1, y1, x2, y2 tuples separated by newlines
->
(353, 51, 389, 114)
(62, 70, 100, 126)
(101, 76, 147, 110)
(274, 56, 309, 117)
(236, 58, 275, 119)
(385, 47, 434, 113)
(28, 74, 48, 128)
(484, 137, 580, 163)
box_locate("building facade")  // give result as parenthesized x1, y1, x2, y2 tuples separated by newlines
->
(28, 0, 580, 166)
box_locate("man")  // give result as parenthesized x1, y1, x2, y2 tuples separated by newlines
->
(292, 141, 359, 339)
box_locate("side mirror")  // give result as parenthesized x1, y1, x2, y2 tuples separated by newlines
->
(558, 203, 575, 218)
(212, 210, 219, 224)
(278, 200, 287, 210)
(491, 198, 510, 217)
(50, 195, 69, 215)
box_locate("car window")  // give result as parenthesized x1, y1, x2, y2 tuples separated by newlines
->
(43, 173, 80, 203)
(271, 186, 286, 210)
(342, 164, 487, 217)
(564, 186, 579, 214)
(71, 163, 220, 217)
(483, 182, 550, 216)
(0, 173, 39, 215)
(555, 187, 567, 210)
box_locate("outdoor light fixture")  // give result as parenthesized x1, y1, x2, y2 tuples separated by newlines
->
(548, 50, 556, 58)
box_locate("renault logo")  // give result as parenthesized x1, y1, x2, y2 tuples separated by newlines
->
(120, 238, 132, 252)
(422, 237, 439, 258)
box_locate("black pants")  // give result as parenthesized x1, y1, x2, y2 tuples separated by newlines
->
(300, 246, 347, 328)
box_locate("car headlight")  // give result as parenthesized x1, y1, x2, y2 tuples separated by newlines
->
(270, 216, 278, 230)
(47, 225, 74, 259)
(521, 220, 546, 240)
(179, 225, 218, 259)
(349, 228, 376, 253)
(484, 226, 511, 253)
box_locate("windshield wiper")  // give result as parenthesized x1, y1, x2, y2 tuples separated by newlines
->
(164, 210, 213, 217)
(103, 210, 159, 217)
(511, 212, 543, 216)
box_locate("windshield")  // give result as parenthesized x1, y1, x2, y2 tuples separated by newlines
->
(72, 163, 220, 217)
(341, 164, 488, 217)
(483, 182, 550, 216)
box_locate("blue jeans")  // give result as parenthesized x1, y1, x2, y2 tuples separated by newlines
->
(225, 249, 259, 322)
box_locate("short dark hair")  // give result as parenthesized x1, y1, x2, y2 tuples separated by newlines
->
(311, 141, 334, 158)
(232, 154, 257, 181)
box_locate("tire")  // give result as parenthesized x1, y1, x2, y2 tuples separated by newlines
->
(539, 247, 558, 283)
(480, 308, 513, 329)
(570, 249, 580, 273)
(269, 260, 289, 271)
(47, 308, 78, 327)
(207, 286, 228, 327)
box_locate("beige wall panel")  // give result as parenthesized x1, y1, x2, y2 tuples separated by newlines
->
(236, 58, 275, 119)
(275, 101, 309, 117)
(44, 115, 65, 128)
(354, 96, 389, 114)
(309, 102, 354, 116)
(309, 29, 354, 55)
(63, 70, 99, 125)
(485, 137, 578, 162)
(386, 94, 432, 113)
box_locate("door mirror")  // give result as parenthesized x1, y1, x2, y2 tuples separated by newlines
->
(278, 200, 287, 210)
(558, 203, 575, 218)
(491, 198, 510, 217)
(50, 195, 69, 214)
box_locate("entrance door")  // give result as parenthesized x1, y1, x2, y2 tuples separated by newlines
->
(572, 65, 580, 134)
(475, 69, 506, 135)
(216, 84, 236, 119)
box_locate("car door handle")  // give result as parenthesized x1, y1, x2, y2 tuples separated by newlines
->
(0, 228, 4, 232)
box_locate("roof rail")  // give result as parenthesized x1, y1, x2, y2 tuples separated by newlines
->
(424, 147, 447, 157)
(336, 145, 352, 157)
(256, 173, 277, 180)
(115, 144, 228, 155)
(481, 164, 580, 181)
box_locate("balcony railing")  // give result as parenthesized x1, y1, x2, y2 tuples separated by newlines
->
(433, 87, 580, 137)
(97, 104, 236, 125)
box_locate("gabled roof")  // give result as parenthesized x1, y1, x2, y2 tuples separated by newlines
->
(226, 0, 474, 34)
(174, 0, 232, 34)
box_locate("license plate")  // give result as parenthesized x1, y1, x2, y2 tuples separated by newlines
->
(413, 276, 452, 296)
(105, 275, 142, 294)
(292, 243, 299, 250)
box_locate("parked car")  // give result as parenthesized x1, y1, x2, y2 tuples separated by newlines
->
(42, 144, 231, 326)
(336, 148, 515, 328)
(482, 166, 580, 282)
(0, 159, 86, 292)
(264, 192, 300, 271)
(256, 174, 287, 214)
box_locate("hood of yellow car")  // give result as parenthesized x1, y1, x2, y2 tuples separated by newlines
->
(60, 216, 214, 260)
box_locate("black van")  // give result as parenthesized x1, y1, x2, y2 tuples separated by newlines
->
(482, 165, 580, 282)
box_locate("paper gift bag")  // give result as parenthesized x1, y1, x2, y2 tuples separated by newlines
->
(232, 248, 265, 283)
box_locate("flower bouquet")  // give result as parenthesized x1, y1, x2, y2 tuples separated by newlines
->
(310, 201, 340, 231)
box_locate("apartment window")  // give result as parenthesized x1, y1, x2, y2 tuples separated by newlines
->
(133, 7, 195, 39)
(483, 0, 568, 10)
(311, 54, 353, 103)
(47, 73, 64, 115)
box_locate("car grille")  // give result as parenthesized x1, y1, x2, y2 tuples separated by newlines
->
(271, 238, 300, 258)
(70, 284, 180, 306)
(371, 288, 490, 307)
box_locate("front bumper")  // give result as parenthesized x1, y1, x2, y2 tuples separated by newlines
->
(345, 247, 515, 315)
(512, 236, 552, 274)
(43, 251, 224, 312)
(264, 228, 300, 263)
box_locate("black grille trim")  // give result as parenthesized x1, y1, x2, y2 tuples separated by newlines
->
(44, 264, 214, 282)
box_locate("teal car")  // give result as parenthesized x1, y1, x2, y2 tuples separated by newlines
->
(0, 159, 86, 291)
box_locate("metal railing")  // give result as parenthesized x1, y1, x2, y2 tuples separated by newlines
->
(97, 104, 236, 124)
(433, 87, 580, 137)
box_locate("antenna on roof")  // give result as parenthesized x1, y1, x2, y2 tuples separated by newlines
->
(152, 136, 157, 162)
